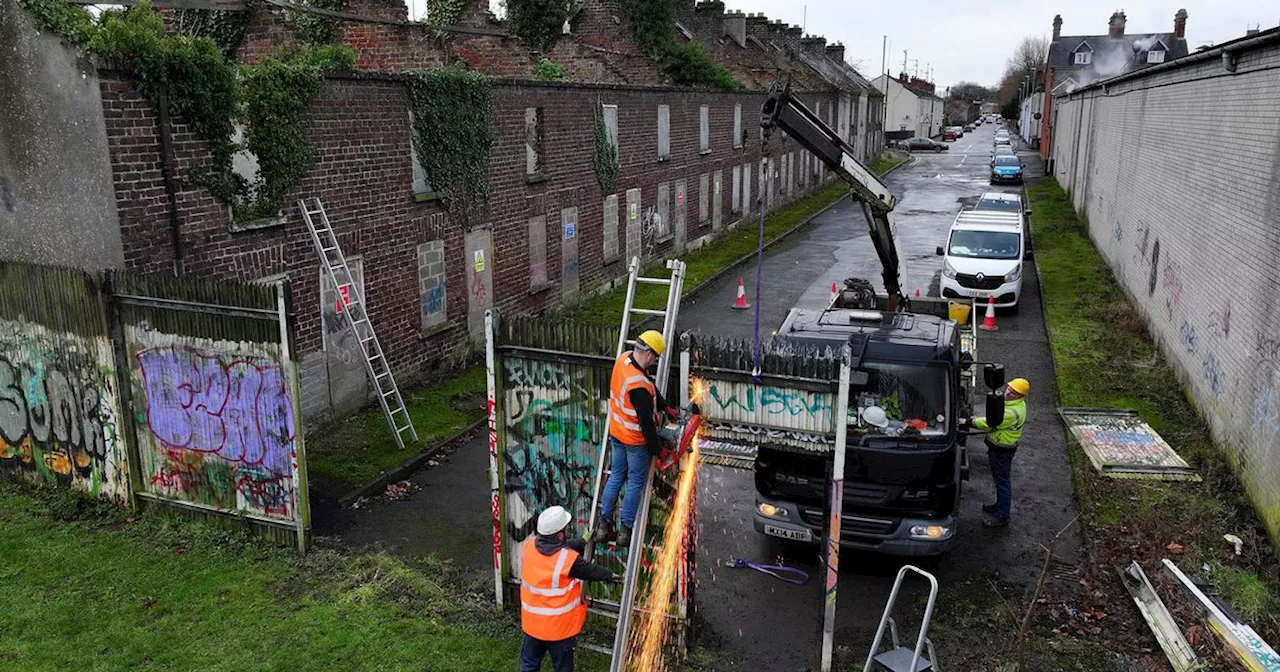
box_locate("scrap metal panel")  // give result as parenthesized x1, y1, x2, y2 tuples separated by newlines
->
(1060, 408, 1200, 480)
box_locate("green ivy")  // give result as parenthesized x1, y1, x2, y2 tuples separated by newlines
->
(426, 0, 465, 26)
(533, 57, 568, 82)
(173, 7, 253, 57)
(618, 0, 738, 90)
(17, 0, 95, 43)
(405, 66, 494, 216)
(591, 104, 618, 194)
(505, 0, 572, 53)
(286, 0, 345, 45)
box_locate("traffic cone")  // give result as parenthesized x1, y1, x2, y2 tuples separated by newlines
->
(732, 278, 751, 309)
(830, 282, 839, 305)
(978, 294, 999, 331)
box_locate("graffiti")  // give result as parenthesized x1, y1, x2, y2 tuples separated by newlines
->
(425, 282, 445, 316)
(1257, 333, 1280, 363)
(146, 447, 290, 516)
(641, 205, 661, 257)
(1253, 387, 1280, 435)
(1179, 319, 1198, 355)
(1113, 220, 1122, 242)
(1201, 352, 1225, 397)
(707, 384, 832, 417)
(1161, 257, 1182, 320)
(1207, 303, 1231, 339)
(706, 421, 832, 446)
(1147, 239, 1160, 297)
(136, 346, 295, 477)
(471, 269, 487, 306)
(0, 177, 15, 213)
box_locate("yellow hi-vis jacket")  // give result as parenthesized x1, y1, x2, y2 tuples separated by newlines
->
(973, 398, 1026, 448)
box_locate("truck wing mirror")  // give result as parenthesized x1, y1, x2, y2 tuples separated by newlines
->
(985, 391, 1005, 428)
(935, 246, 944, 256)
(983, 363, 1005, 390)
(849, 371, 869, 387)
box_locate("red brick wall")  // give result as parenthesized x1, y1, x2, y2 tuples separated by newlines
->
(101, 72, 837, 417)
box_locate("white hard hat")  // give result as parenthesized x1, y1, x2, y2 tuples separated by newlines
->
(537, 506, 572, 536)
(862, 406, 889, 428)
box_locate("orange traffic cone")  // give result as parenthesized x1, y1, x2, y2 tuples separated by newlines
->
(978, 294, 999, 331)
(830, 282, 839, 305)
(732, 278, 751, 309)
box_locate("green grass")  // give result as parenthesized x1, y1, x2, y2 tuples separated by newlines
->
(869, 150, 909, 176)
(0, 484, 612, 671)
(1027, 178, 1280, 641)
(306, 366, 487, 492)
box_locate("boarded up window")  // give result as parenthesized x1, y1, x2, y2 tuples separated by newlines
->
(602, 104, 619, 149)
(657, 105, 670, 159)
(699, 173, 709, 223)
(409, 112, 431, 194)
(741, 162, 751, 215)
(528, 215, 548, 288)
(525, 107, 543, 175)
(699, 105, 710, 152)
(603, 194, 620, 262)
(731, 164, 741, 212)
(733, 103, 742, 148)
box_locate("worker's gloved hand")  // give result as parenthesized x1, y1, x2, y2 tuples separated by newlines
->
(664, 405, 679, 420)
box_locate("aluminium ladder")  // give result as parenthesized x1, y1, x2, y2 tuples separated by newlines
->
(864, 565, 940, 672)
(298, 197, 418, 449)
(582, 256, 687, 671)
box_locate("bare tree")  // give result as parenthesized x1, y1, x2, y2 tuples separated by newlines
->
(1006, 35, 1050, 78)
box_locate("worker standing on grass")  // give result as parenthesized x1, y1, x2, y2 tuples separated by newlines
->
(965, 378, 1029, 528)
(520, 506, 618, 672)
(593, 330, 673, 548)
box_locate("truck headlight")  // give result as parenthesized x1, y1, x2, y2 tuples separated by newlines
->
(943, 260, 958, 279)
(1006, 264, 1022, 282)
(757, 502, 789, 520)
(909, 525, 950, 539)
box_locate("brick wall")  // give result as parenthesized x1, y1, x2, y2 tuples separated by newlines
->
(1048, 37, 1280, 541)
(101, 70, 837, 421)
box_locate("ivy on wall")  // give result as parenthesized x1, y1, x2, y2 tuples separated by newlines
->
(406, 66, 494, 218)
(504, 0, 572, 53)
(286, 0, 345, 45)
(619, 0, 739, 90)
(426, 0, 465, 26)
(533, 57, 568, 82)
(591, 104, 618, 194)
(173, 7, 253, 57)
(20, 0, 354, 225)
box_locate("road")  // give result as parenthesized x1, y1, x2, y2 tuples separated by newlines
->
(680, 123, 1082, 669)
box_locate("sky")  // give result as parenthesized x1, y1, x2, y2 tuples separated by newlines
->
(673, 0, 1276, 91)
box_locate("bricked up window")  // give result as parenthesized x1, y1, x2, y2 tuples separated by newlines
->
(657, 105, 670, 159)
(731, 165, 741, 212)
(409, 110, 432, 195)
(601, 104, 619, 151)
(528, 215, 548, 288)
(699, 105, 710, 153)
(525, 107, 544, 175)
(733, 103, 742, 148)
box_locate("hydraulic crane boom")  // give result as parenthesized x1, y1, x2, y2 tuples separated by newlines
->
(760, 80, 905, 310)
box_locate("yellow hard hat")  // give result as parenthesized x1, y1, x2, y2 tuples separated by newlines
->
(636, 330, 667, 356)
(1008, 378, 1030, 395)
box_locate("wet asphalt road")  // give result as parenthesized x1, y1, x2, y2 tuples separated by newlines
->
(319, 124, 1084, 670)
(680, 124, 1082, 670)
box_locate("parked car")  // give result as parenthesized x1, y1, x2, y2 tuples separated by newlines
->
(994, 136, 1012, 148)
(992, 145, 1016, 158)
(905, 137, 949, 152)
(989, 154, 1026, 184)
(964, 124, 975, 132)
(942, 128, 957, 141)
(973, 191, 1030, 219)
(937, 209, 1028, 308)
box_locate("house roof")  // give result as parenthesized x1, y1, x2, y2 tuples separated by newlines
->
(1047, 32, 1189, 90)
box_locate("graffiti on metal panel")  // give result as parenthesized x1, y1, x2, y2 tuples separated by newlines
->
(1179, 318, 1198, 355)
(472, 269, 488, 306)
(1255, 332, 1280, 363)
(1200, 352, 1224, 397)
(0, 328, 124, 500)
(706, 421, 832, 445)
(1161, 257, 1182, 321)
(1252, 386, 1279, 436)
(707, 383, 831, 417)
(1206, 302, 1231, 339)
(135, 345, 296, 518)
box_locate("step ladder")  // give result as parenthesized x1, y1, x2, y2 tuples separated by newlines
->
(864, 565, 940, 672)
(298, 197, 418, 450)
(582, 256, 687, 672)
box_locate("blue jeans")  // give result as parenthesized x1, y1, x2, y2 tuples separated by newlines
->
(598, 437, 651, 529)
(519, 634, 575, 672)
(988, 445, 1015, 520)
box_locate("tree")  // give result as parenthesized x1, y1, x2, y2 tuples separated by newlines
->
(947, 81, 995, 103)
(1006, 35, 1049, 80)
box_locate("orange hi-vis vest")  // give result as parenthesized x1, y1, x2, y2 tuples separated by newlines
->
(520, 538, 587, 641)
(609, 352, 656, 446)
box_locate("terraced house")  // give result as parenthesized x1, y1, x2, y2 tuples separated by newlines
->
(1, 0, 885, 421)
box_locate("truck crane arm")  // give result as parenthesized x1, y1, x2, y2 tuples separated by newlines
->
(760, 80, 904, 310)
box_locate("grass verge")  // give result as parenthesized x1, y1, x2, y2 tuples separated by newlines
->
(306, 366, 487, 493)
(0, 484, 605, 671)
(1027, 178, 1279, 659)
(869, 150, 909, 176)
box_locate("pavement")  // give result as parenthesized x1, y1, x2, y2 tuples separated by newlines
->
(316, 123, 1084, 669)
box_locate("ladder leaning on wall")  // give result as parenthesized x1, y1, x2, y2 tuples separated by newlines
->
(298, 197, 418, 449)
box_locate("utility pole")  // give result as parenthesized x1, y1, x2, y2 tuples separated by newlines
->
(901, 50, 908, 77)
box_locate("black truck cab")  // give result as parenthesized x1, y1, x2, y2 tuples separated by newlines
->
(752, 305, 974, 556)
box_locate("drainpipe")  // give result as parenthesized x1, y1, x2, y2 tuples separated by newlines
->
(156, 85, 185, 276)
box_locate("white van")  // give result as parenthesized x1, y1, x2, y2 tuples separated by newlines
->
(936, 209, 1028, 308)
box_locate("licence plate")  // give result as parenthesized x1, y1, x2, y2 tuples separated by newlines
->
(763, 524, 812, 542)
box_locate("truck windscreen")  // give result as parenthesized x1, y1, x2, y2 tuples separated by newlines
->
(851, 362, 948, 438)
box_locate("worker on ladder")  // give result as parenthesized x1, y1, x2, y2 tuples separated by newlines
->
(593, 330, 675, 548)
(521, 506, 619, 672)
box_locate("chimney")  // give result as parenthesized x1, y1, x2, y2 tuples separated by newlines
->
(745, 12, 770, 42)
(784, 24, 803, 51)
(826, 43, 845, 64)
(802, 36, 827, 57)
(1174, 9, 1188, 38)
(1052, 14, 1062, 40)
(1108, 11, 1126, 38)
(898, 71, 908, 84)
(723, 10, 746, 47)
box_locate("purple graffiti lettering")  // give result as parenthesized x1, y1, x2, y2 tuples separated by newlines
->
(136, 346, 294, 476)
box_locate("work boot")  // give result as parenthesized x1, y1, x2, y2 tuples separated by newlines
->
(982, 512, 1010, 528)
(615, 525, 633, 548)
(981, 503, 997, 515)
(592, 520, 614, 544)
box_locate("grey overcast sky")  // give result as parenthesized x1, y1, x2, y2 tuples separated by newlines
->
(710, 1, 1276, 90)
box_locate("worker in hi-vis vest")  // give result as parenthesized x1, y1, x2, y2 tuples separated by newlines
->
(964, 377, 1029, 528)
(593, 329, 675, 548)
(520, 506, 618, 672)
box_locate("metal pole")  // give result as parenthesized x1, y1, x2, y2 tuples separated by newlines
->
(819, 341, 854, 671)
(485, 308, 504, 608)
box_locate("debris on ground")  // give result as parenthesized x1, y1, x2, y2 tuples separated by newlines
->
(383, 480, 420, 501)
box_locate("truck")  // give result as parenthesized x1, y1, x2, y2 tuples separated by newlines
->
(751, 82, 1007, 557)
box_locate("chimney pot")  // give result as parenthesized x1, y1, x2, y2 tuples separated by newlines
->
(1052, 14, 1062, 40)
(825, 43, 844, 63)
(1109, 10, 1126, 38)
(1174, 8, 1188, 38)
(723, 11, 746, 47)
